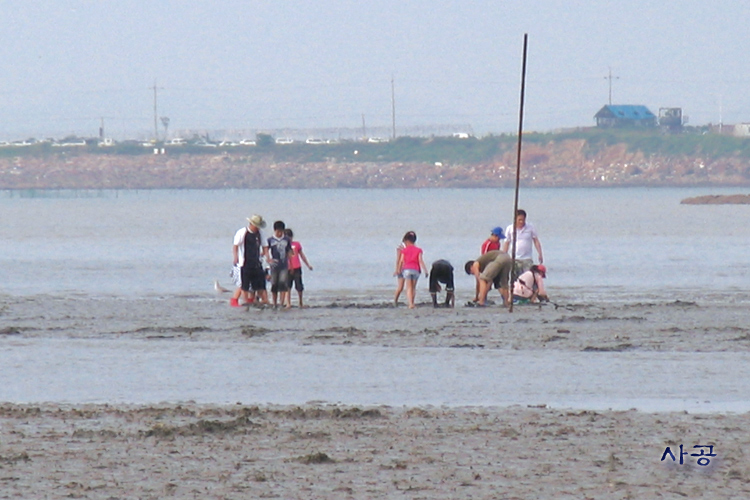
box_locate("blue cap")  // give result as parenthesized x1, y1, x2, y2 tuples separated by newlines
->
(491, 226, 505, 239)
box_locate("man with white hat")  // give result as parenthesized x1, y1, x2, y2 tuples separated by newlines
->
(230, 214, 269, 307)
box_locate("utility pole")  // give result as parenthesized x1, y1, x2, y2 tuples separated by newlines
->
(605, 67, 619, 105)
(160, 116, 170, 142)
(391, 75, 396, 140)
(151, 80, 164, 142)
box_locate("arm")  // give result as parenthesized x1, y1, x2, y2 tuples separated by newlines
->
(501, 239, 510, 253)
(394, 252, 404, 277)
(299, 249, 313, 270)
(472, 263, 482, 281)
(533, 237, 543, 264)
(419, 252, 428, 277)
(232, 244, 239, 266)
(472, 263, 481, 301)
(536, 275, 548, 301)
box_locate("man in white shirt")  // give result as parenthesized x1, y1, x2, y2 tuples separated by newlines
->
(230, 214, 269, 307)
(502, 209, 544, 277)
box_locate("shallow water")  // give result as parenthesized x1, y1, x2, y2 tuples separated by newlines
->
(2, 187, 749, 410)
(3, 337, 749, 412)
(2, 187, 749, 301)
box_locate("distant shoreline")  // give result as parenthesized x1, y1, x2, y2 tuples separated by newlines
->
(2, 151, 750, 190)
(681, 194, 750, 204)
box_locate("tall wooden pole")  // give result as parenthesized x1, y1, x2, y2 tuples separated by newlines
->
(509, 34, 528, 313)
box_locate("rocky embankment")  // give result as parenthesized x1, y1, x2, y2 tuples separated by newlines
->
(681, 194, 750, 204)
(2, 140, 750, 189)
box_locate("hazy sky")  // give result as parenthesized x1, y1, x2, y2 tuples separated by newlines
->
(1, 0, 749, 139)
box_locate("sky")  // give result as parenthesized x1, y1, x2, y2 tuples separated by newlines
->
(1, 0, 749, 140)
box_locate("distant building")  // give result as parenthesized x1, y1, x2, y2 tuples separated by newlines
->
(594, 105, 657, 128)
(658, 108, 687, 133)
(734, 123, 750, 137)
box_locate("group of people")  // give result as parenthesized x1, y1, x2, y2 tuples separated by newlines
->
(394, 209, 549, 308)
(230, 214, 313, 309)
(230, 209, 548, 310)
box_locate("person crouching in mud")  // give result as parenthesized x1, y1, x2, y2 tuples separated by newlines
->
(429, 259, 455, 308)
(512, 264, 549, 304)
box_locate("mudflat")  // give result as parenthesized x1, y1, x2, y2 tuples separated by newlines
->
(1, 403, 748, 498)
(4, 290, 750, 352)
(2, 291, 750, 497)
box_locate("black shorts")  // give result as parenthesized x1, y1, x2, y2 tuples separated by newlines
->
(241, 265, 266, 292)
(288, 267, 304, 291)
(429, 261, 454, 293)
(270, 268, 290, 293)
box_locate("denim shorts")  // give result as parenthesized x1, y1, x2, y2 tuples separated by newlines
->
(402, 269, 420, 281)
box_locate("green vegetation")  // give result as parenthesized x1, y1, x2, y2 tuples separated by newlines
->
(255, 133, 274, 147)
(249, 136, 512, 163)
(2, 128, 749, 162)
(549, 128, 750, 158)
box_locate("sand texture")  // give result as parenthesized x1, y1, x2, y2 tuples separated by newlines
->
(2, 403, 749, 499)
(2, 291, 750, 498)
(4, 291, 750, 353)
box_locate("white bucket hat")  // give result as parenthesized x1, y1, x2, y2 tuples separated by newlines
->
(247, 214, 267, 228)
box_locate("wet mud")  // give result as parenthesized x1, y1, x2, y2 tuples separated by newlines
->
(3, 291, 750, 353)
(1, 403, 749, 498)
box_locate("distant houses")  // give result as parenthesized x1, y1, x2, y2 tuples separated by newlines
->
(594, 105, 657, 128)
(594, 105, 692, 133)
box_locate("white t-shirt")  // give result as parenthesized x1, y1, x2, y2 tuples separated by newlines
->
(504, 222, 538, 260)
(233, 226, 264, 267)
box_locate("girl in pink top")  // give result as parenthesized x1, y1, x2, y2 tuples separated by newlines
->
(394, 231, 428, 309)
(284, 228, 313, 308)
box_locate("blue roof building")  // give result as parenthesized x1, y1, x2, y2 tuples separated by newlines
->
(594, 105, 657, 128)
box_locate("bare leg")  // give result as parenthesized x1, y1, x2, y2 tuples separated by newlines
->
(499, 287, 509, 307)
(406, 279, 416, 309)
(478, 279, 490, 305)
(394, 277, 405, 305)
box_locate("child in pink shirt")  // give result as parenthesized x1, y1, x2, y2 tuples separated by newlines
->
(284, 228, 313, 308)
(394, 231, 428, 309)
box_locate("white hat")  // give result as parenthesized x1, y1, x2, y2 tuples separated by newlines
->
(247, 214, 267, 228)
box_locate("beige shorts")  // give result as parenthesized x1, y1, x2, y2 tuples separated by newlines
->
(480, 253, 512, 289)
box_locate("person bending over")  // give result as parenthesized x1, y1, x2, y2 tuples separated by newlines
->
(464, 250, 512, 306)
(429, 259, 455, 308)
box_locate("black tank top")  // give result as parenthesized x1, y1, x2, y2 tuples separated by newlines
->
(243, 229, 262, 268)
